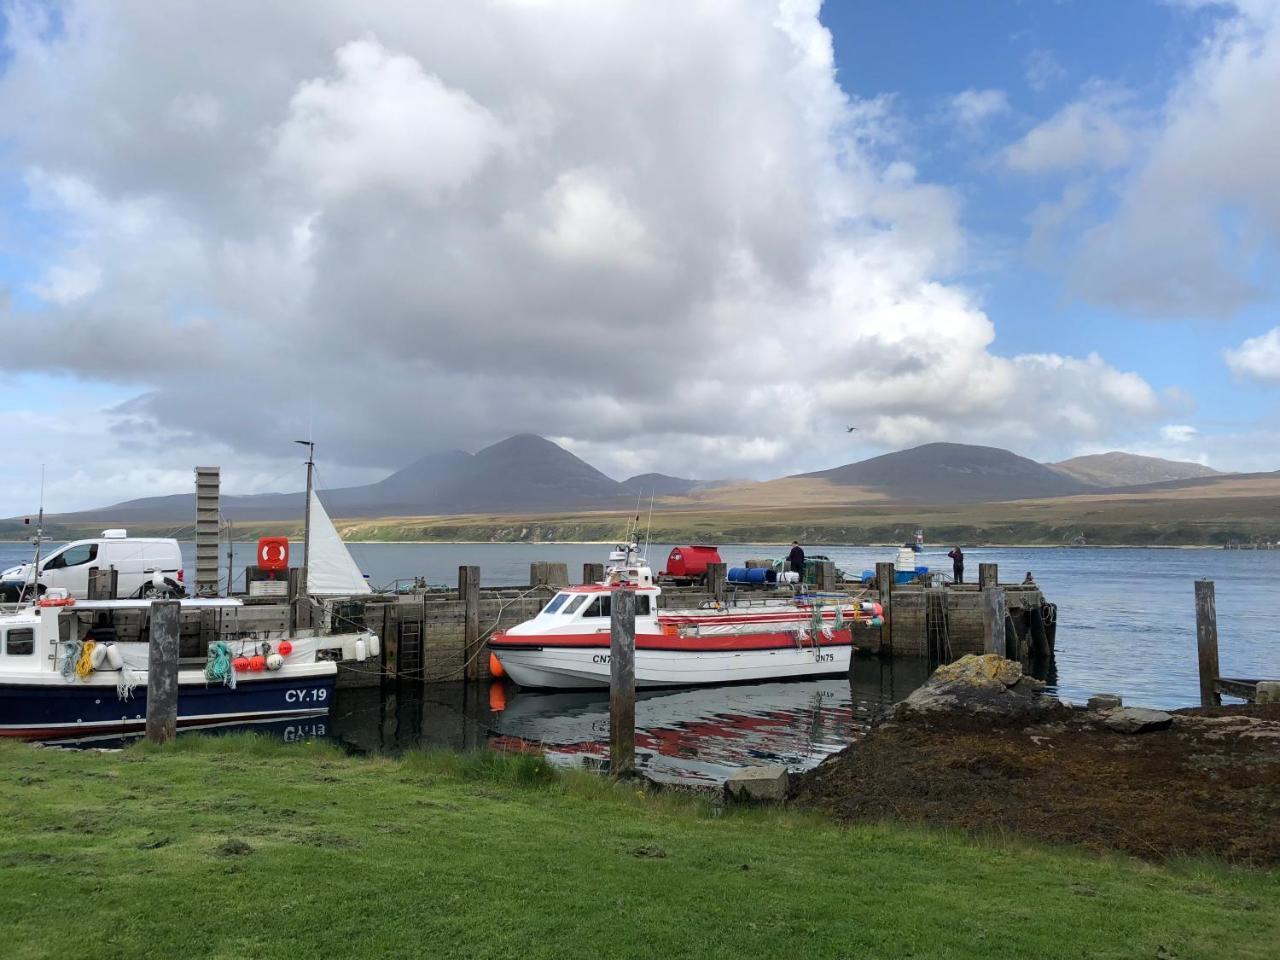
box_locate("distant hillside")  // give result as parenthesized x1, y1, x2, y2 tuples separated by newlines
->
(1049, 452, 1220, 487)
(620, 473, 702, 497)
(796, 442, 1091, 503)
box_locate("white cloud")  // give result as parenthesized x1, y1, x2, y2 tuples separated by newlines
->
(0, 0, 1174, 509)
(1003, 85, 1136, 173)
(1025, 48, 1067, 92)
(1224, 326, 1280, 383)
(948, 88, 1009, 134)
(1160, 423, 1198, 442)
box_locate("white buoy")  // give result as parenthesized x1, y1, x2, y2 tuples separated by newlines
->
(368, 634, 381, 658)
(266, 653, 284, 671)
(105, 643, 124, 670)
(355, 638, 367, 661)
(90, 643, 108, 669)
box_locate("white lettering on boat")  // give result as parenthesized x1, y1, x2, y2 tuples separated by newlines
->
(285, 688, 328, 703)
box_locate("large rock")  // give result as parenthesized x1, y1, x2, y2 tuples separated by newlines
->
(1103, 707, 1173, 734)
(1087, 694, 1123, 711)
(1256, 681, 1280, 705)
(724, 765, 789, 803)
(895, 654, 1055, 720)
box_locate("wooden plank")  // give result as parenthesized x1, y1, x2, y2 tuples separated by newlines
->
(583, 563, 605, 584)
(814, 560, 836, 592)
(875, 562, 894, 655)
(460, 566, 481, 682)
(705, 562, 727, 604)
(146, 600, 181, 744)
(978, 563, 999, 591)
(982, 586, 1007, 658)
(1215, 677, 1257, 702)
(1195, 580, 1221, 708)
(609, 588, 636, 778)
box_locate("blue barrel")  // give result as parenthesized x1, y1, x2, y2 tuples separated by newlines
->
(727, 567, 767, 584)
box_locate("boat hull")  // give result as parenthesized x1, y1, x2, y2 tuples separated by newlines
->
(0, 668, 336, 739)
(493, 642, 851, 689)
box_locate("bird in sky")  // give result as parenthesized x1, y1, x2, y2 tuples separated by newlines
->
(845, 426, 858, 433)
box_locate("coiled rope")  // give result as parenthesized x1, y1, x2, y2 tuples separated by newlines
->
(75, 641, 97, 680)
(204, 641, 237, 689)
(60, 640, 82, 682)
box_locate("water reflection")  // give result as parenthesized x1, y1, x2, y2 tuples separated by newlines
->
(332, 658, 936, 784)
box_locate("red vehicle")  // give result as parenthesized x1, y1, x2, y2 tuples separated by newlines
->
(662, 545, 722, 584)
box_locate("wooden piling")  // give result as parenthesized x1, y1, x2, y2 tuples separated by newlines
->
(460, 566, 481, 682)
(982, 586, 1007, 658)
(1028, 604, 1051, 659)
(705, 562, 727, 603)
(145, 600, 180, 744)
(530, 561, 569, 589)
(609, 588, 636, 778)
(583, 562, 605, 584)
(978, 563, 998, 591)
(1195, 579, 1221, 708)
(875, 562, 895, 654)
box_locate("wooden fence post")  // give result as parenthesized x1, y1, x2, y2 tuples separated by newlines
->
(705, 562, 727, 603)
(875, 562, 895, 655)
(146, 600, 181, 744)
(1195, 580, 1221, 708)
(814, 560, 836, 592)
(583, 563, 605, 584)
(545, 563, 569, 588)
(610, 589, 636, 778)
(460, 566, 481, 682)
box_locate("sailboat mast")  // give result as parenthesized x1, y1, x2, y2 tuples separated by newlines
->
(20, 465, 46, 604)
(295, 439, 315, 597)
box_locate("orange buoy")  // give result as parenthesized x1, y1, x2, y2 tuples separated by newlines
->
(232, 656, 251, 672)
(488, 652, 506, 679)
(248, 655, 267, 672)
(488, 682, 508, 712)
(277, 641, 293, 656)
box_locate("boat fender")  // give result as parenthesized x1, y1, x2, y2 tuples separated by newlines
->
(367, 634, 381, 658)
(104, 643, 124, 671)
(90, 643, 109, 670)
(869, 616, 884, 628)
(277, 641, 294, 657)
(489, 652, 506, 679)
(355, 638, 367, 661)
(266, 653, 284, 671)
(232, 656, 251, 672)
(248, 655, 267, 672)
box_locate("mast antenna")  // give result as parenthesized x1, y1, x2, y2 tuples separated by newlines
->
(19, 465, 46, 605)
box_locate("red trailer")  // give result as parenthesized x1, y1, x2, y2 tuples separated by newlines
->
(662, 545, 722, 584)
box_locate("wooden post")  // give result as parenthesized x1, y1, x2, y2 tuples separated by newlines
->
(982, 586, 1007, 657)
(1195, 580, 1221, 708)
(381, 604, 398, 679)
(1028, 604, 1051, 659)
(609, 588, 636, 778)
(460, 566, 481, 682)
(529, 561, 546, 587)
(146, 600, 181, 744)
(814, 560, 836, 592)
(583, 562, 605, 584)
(978, 563, 998, 591)
(875, 561, 894, 654)
(705, 562, 727, 603)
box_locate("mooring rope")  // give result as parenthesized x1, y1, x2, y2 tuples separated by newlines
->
(74, 641, 97, 680)
(204, 640, 237, 689)
(60, 640, 82, 682)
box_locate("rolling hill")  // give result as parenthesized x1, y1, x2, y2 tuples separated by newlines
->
(1049, 452, 1220, 487)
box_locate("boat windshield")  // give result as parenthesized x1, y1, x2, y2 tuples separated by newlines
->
(542, 593, 570, 615)
(563, 595, 588, 615)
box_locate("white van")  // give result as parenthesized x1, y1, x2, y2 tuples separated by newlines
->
(0, 530, 184, 601)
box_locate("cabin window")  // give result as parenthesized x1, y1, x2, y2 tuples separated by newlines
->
(636, 595, 651, 616)
(563, 595, 588, 615)
(542, 593, 570, 615)
(5, 628, 34, 656)
(582, 596, 611, 618)
(44, 544, 98, 570)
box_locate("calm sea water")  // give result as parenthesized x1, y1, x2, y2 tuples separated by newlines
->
(6, 540, 1277, 781)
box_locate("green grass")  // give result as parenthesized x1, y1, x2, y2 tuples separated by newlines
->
(1, 737, 1277, 959)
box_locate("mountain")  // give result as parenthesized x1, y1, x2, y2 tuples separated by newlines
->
(51, 435, 633, 524)
(1048, 452, 1221, 488)
(620, 473, 702, 497)
(796, 442, 1092, 503)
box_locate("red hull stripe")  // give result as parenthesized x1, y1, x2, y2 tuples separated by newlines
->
(489, 629, 853, 652)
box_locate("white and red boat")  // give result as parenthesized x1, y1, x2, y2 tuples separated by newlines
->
(489, 555, 882, 689)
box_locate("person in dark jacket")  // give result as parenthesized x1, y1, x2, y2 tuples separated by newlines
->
(947, 547, 964, 584)
(787, 541, 806, 583)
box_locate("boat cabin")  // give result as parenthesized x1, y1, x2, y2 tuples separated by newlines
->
(532, 584, 661, 627)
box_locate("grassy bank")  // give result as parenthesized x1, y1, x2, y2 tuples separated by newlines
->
(2, 738, 1277, 959)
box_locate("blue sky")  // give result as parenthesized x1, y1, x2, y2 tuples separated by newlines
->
(0, 0, 1278, 515)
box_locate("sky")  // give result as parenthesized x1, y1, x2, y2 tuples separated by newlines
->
(0, 0, 1278, 515)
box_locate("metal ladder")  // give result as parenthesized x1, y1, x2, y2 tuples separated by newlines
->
(397, 620, 423, 680)
(924, 587, 952, 665)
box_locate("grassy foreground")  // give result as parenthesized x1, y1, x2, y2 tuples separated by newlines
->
(2, 737, 1278, 960)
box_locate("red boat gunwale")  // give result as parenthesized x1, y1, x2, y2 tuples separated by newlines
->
(488, 629, 853, 652)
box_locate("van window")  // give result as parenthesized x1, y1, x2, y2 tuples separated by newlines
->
(5, 628, 34, 656)
(542, 593, 570, 615)
(44, 544, 98, 570)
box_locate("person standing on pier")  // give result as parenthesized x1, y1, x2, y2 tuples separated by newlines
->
(948, 546, 965, 584)
(787, 541, 806, 583)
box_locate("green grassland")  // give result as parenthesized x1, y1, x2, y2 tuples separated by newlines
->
(1, 736, 1277, 959)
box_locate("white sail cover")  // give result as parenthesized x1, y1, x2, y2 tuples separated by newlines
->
(307, 490, 371, 595)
